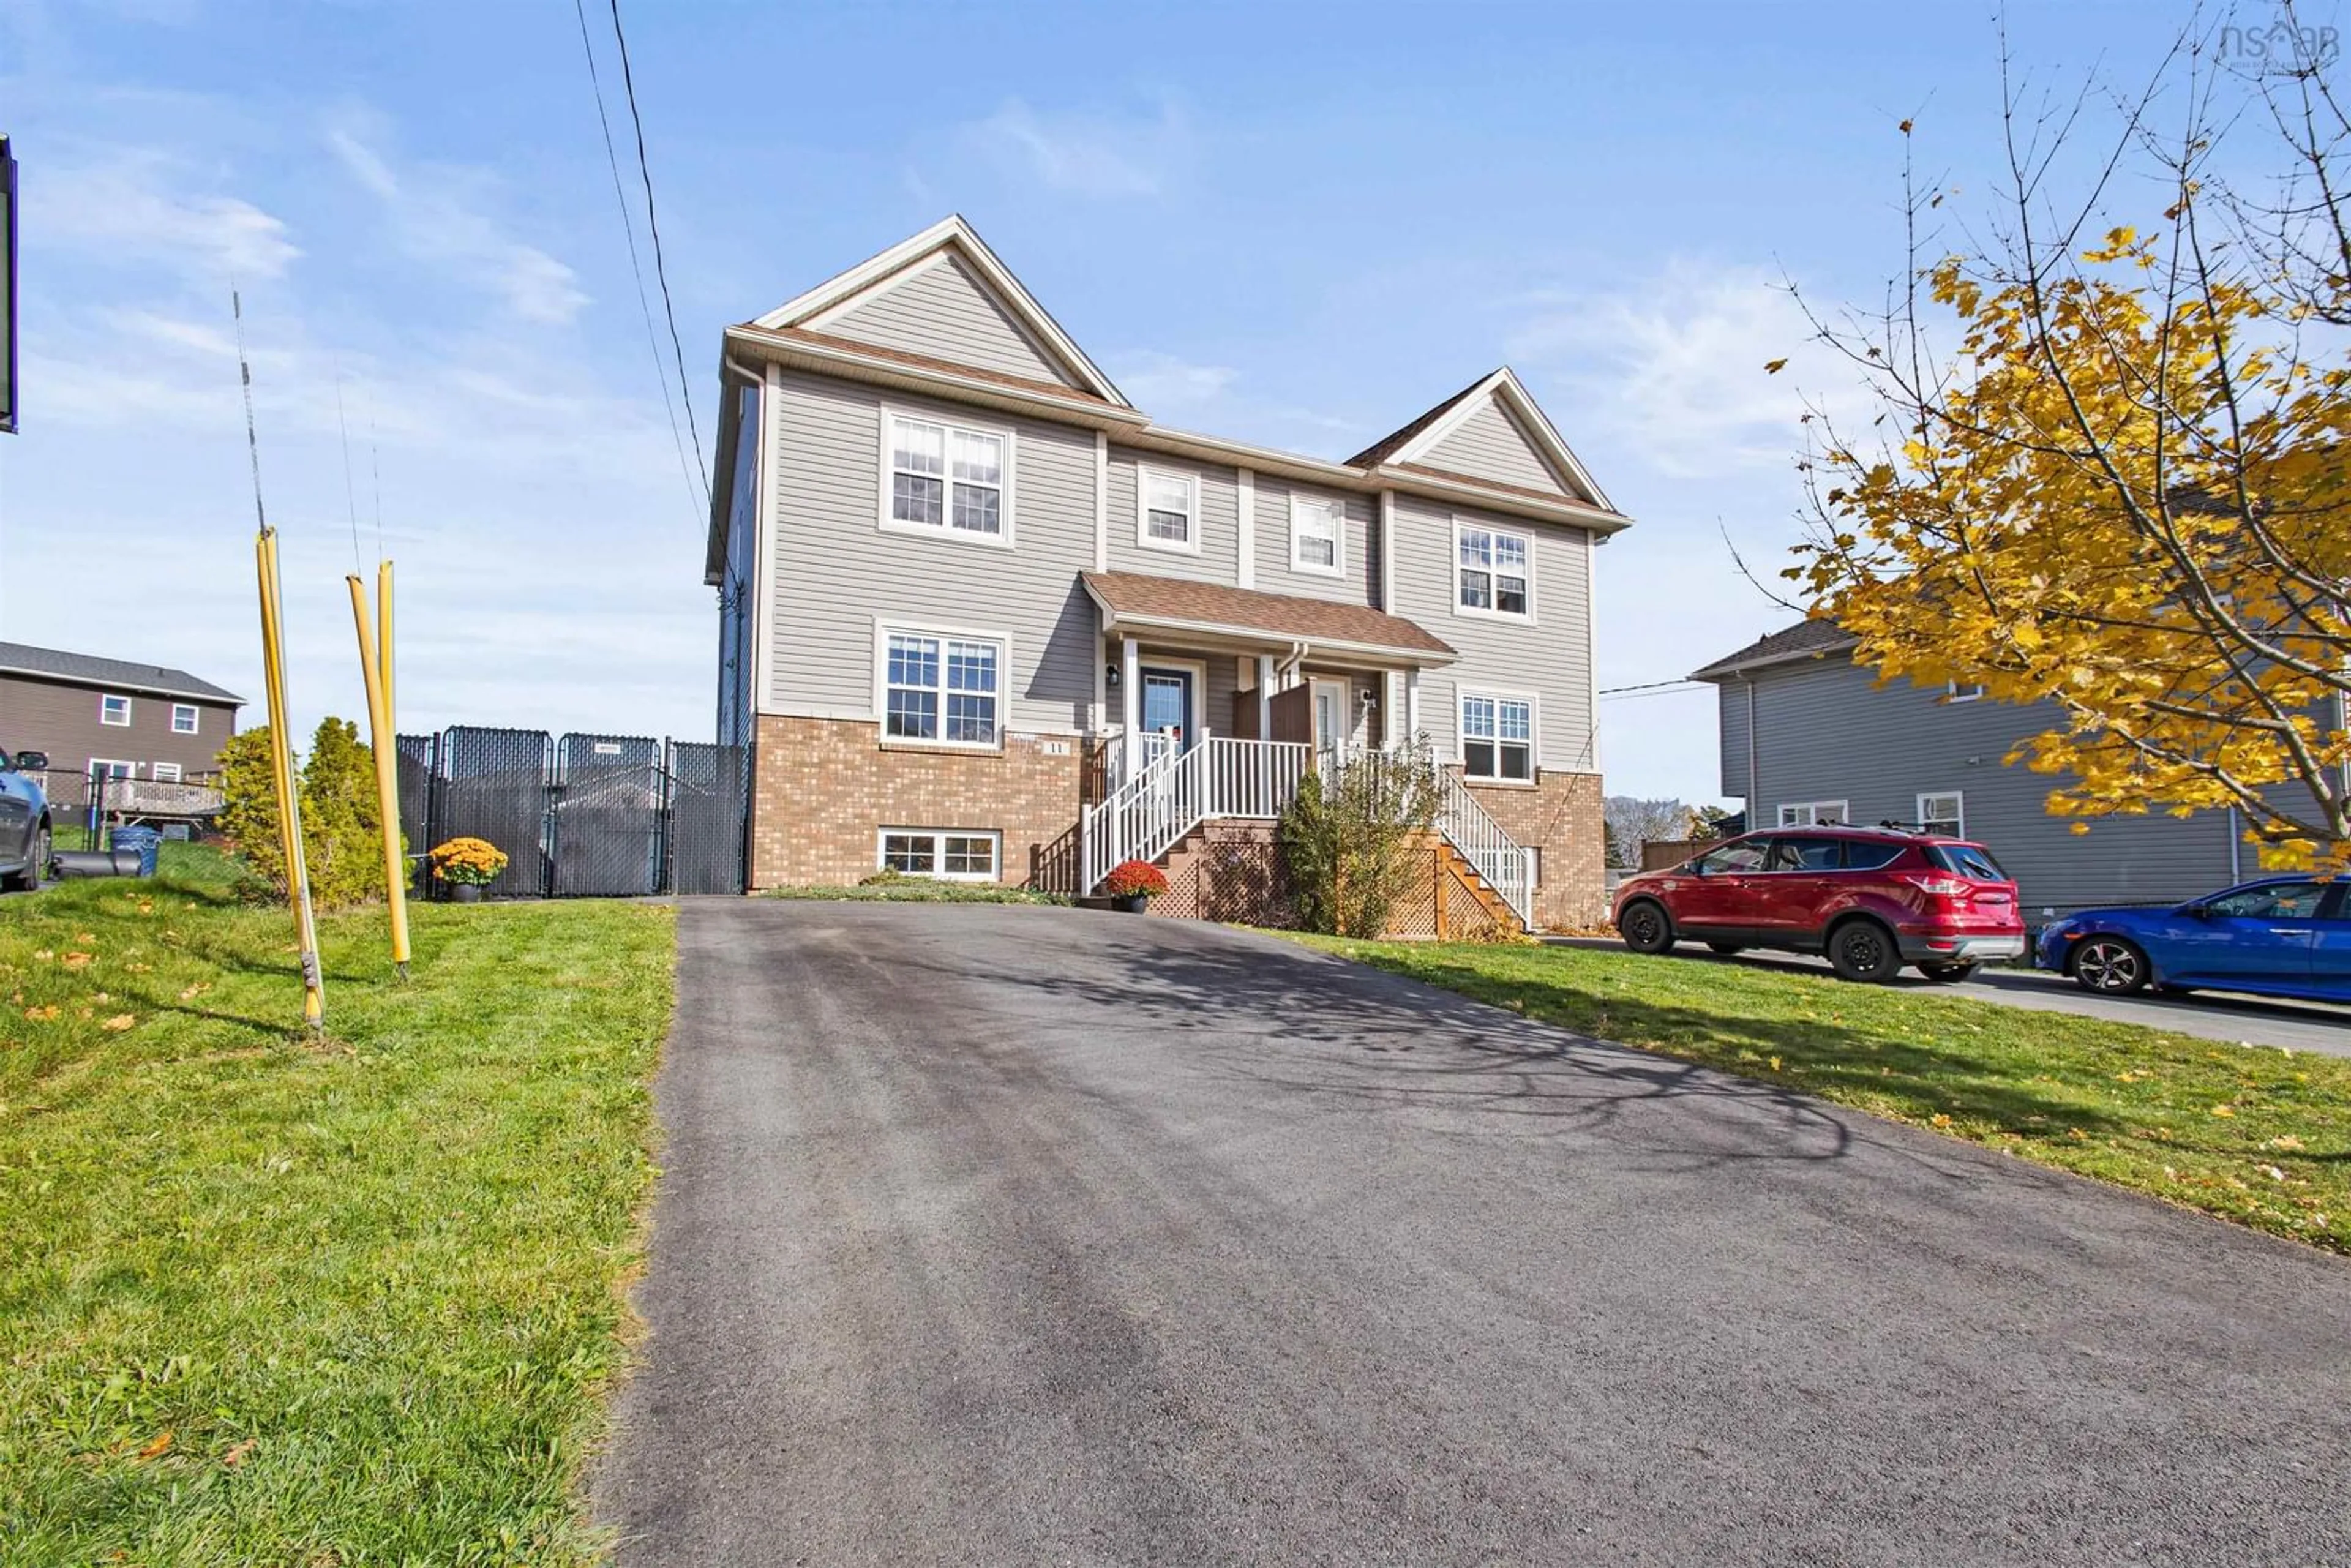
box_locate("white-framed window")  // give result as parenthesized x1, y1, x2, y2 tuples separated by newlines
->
(1460, 690, 1535, 782)
(100, 693, 132, 727)
(878, 625, 1004, 749)
(1946, 680, 1985, 703)
(171, 703, 200, 734)
(880, 410, 1010, 544)
(1777, 800, 1848, 827)
(877, 828, 1001, 882)
(1455, 522, 1532, 618)
(1290, 493, 1345, 575)
(90, 759, 137, 779)
(1138, 467, 1198, 553)
(152, 762, 183, 783)
(1917, 791, 1964, 837)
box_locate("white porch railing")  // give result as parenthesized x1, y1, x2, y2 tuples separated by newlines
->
(1433, 768, 1534, 928)
(1081, 733, 1311, 895)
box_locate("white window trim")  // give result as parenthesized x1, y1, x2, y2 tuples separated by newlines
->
(876, 827, 1003, 883)
(1945, 680, 1985, 703)
(1288, 491, 1346, 577)
(1777, 800, 1849, 827)
(100, 693, 133, 727)
(152, 762, 183, 782)
(876, 404, 1017, 550)
(171, 703, 200, 735)
(1457, 686, 1540, 784)
(871, 618, 1011, 753)
(1450, 518, 1537, 623)
(89, 758, 138, 779)
(1135, 464, 1202, 555)
(1917, 790, 1965, 837)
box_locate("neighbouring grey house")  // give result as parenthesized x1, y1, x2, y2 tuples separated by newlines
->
(1690, 620, 2334, 919)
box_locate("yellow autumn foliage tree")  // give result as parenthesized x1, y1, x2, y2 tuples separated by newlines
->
(1791, 32, 2351, 871)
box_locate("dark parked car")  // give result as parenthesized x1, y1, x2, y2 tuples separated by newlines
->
(1611, 826, 2026, 983)
(0, 746, 53, 891)
(2035, 876, 2351, 1004)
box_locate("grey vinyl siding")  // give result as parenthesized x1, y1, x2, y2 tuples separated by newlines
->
(767, 372, 1098, 733)
(1104, 448, 1242, 585)
(1422, 400, 1567, 496)
(822, 253, 1080, 388)
(1730, 654, 2237, 914)
(1249, 478, 1376, 605)
(1718, 676, 1753, 799)
(1390, 495, 1594, 773)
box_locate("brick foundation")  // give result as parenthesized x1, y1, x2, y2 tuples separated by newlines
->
(749, 715, 1086, 891)
(1462, 769, 1605, 930)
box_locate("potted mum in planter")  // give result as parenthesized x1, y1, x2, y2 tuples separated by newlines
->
(1101, 858, 1168, 913)
(428, 836, 508, 902)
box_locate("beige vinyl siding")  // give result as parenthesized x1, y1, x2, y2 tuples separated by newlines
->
(1422, 400, 1568, 496)
(1104, 448, 1242, 585)
(1390, 495, 1594, 773)
(1249, 478, 1377, 606)
(822, 253, 1081, 389)
(767, 372, 1099, 733)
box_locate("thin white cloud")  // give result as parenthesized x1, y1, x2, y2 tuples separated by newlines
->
(959, 96, 1190, 198)
(324, 110, 589, 326)
(1508, 261, 1843, 480)
(37, 146, 301, 280)
(1110, 351, 1236, 408)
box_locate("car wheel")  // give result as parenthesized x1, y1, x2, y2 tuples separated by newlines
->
(2070, 936, 2150, 995)
(2, 825, 47, 893)
(1916, 961, 1979, 983)
(1827, 918, 1902, 983)
(1618, 899, 1675, 955)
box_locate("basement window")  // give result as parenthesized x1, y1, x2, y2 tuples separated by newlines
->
(878, 829, 1000, 881)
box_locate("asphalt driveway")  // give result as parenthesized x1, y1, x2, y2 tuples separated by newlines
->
(596, 901, 2351, 1565)
(1549, 936, 2350, 1056)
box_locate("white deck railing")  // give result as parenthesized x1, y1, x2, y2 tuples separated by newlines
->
(1433, 768, 1534, 928)
(1081, 733, 1311, 895)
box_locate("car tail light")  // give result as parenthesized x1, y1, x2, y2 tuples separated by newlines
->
(1902, 874, 1972, 898)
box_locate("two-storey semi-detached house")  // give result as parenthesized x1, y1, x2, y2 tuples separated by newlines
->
(704, 219, 1632, 929)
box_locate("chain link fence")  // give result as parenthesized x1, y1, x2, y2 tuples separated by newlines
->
(395, 728, 748, 899)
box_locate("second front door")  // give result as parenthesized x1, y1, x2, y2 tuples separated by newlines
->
(1141, 667, 1195, 754)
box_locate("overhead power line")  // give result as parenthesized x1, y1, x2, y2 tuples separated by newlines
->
(1598, 678, 1709, 700)
(571, 0, 701, 523)
(606, 0, 708, 504)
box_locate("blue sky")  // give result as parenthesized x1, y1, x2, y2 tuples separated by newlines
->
(0, 0, 2216, 800)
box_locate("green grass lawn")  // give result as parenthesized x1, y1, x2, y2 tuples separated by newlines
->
(1292, 936, 2349, 1254)
(0, 869, 674, 1564)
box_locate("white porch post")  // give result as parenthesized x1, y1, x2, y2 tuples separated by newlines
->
(1256, 653, 1274, 738)
(1121, 636, 1142, 777)
(1406, 668, 1422, 742)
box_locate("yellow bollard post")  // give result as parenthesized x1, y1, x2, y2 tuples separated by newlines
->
(255, 529, 325, 1032)
(348, 570, 411, 977)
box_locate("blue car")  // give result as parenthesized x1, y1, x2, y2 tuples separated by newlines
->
(2036, 876, 2351, 1005)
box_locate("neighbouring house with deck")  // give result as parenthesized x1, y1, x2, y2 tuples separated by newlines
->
(704, 217, 1630, 931)
(0, 642, 243, 822)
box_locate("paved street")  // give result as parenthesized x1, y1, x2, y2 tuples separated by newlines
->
(1550, 936, 2350, 1056)
(597, 901, 2351, 1566)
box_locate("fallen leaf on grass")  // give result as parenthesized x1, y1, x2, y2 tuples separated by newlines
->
(1930, 1113, 1953, 1128)
(23, 1005, 58, 1022)
(135, 1431, 173, 1460)
(60, 953, 94, 971)
(73, 933, 96, 945)
(102, 1015, 136, 1032)
(221, 1438, 257, 1468)
(2259, 1165, 2287, 1182)
(2265, 1135, 2306, 1152)
(2210, 1105, 2237, 1117)
(178, 983, 211, 1001)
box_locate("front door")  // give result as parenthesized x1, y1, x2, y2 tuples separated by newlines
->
(1311, 678, 1350, 761)
(1140, 667, 1194, 756)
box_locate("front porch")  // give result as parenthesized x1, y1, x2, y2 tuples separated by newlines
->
(1076, 572, 1536, 932)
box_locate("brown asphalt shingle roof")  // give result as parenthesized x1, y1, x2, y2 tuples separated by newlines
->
(1688, 618, 1858, 680)
(1343, 374, 1491, 469)
(1080, 572, 1455, 659)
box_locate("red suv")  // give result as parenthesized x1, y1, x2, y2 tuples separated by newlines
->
(1610, 827, 2025, 983)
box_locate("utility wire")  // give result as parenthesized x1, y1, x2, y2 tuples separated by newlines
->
(233, 291, 268, 535)
(1598, 678, 1708, 698)
(605, 0, 708, 503)
(335, 370, 364, 576)
(572, 0, 702, 522)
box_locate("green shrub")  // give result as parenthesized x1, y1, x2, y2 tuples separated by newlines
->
(1278, 743, 1442, 937)
(217, 719, 394, 909)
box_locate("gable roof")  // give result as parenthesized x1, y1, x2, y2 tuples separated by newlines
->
(0, 642, 245, 705)
(1688, 618, 1858, 680)
(1346, 367, 1616, 514)
(1080, 571, 1456, 664)
(751, 216, 1130, 408)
